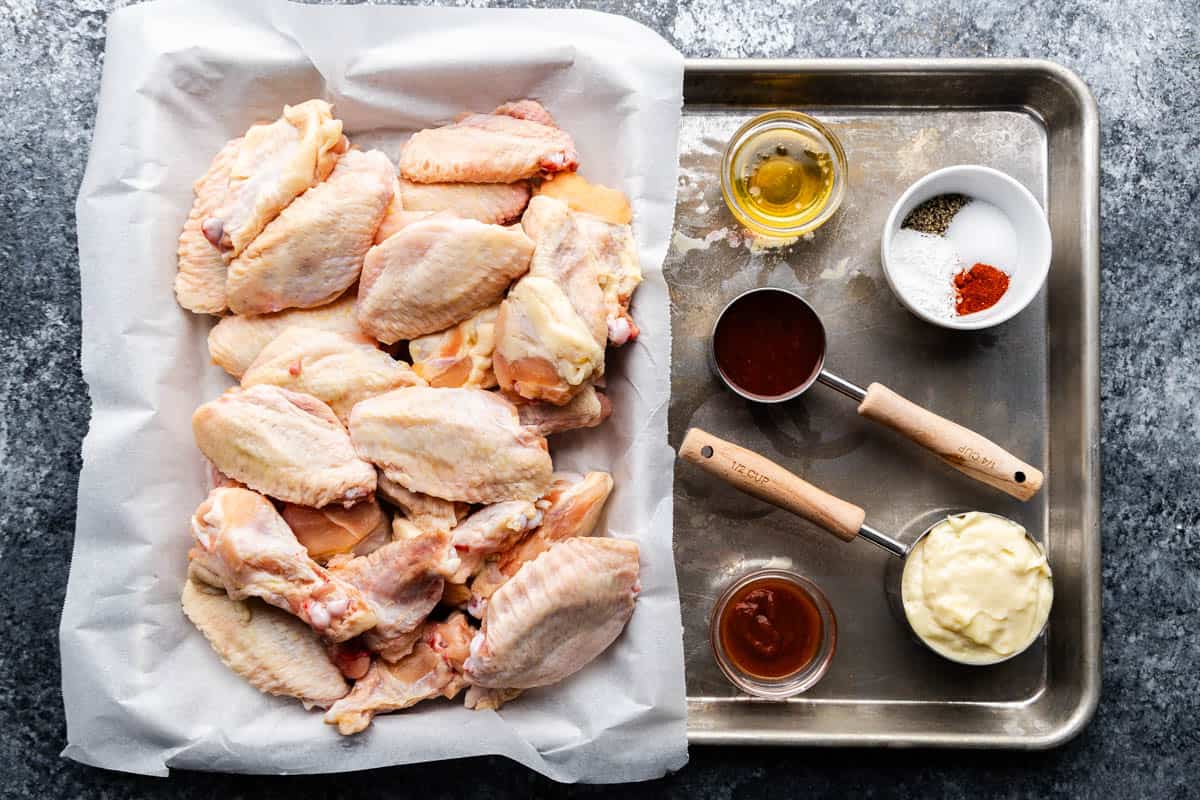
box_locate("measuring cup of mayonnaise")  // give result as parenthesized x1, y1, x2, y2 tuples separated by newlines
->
(678, 428, 1053, 665)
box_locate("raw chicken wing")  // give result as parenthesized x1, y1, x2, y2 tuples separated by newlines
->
(397, 178, 530, 225)
(535, 172, 633, 225)
(188, 487, 377, 642)
(408, 306, 499, 389)
(204, 100, 345, 258)
(357, 216, 533, 343)
(240, 327, 425, 424)
(376, 475, 466, 534)
(493, 277, 604, 405)
(373, 183, 435, 244)
(192, 384, 376, 508)
(207, 292, 368, 379)
(374, 179, 404, 243)
(329, 530, 458, 661)
(207, 460, 245, 491)
(470, 471, 613, 614)
(520, 195, 610, 346)
(494, 196, 607, 404)
(511, 384, 612, 436)
(463, 685, 523, 711)
(448, 501, 541, 583)
(182, 578, 349, 708)
(325, 612, 474, 735)
(465, 537, 639, 688)
(281, 498, 391, 563)
(327, 639, 373, 681)
(226, 149, 394, 314)
(492, 99, 557, 127)
(399, 110, 577, 184)
(349, 387, 552, 503)
(175, 137, 241, 314)
(575, 213, 642, 346)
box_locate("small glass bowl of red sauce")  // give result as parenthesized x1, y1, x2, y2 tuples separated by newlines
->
(710, 568, 837, 699)
(709, 287, 827, 402)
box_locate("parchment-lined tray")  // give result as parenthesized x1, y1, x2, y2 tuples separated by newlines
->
(668, 59, 1099, 748)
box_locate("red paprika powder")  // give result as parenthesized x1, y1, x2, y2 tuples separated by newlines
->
(954, 263, 1009, 315)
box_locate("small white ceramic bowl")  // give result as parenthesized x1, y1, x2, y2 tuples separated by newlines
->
(880, 165, 1052, 330)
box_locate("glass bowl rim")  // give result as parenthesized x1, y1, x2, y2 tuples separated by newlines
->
(719, 110, 849, 238)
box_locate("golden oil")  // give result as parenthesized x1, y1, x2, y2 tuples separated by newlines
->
(720, 111, 847, 238)
(730, 130, 833, 227)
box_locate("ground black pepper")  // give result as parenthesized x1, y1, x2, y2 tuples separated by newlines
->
(902, 193, 969, 235)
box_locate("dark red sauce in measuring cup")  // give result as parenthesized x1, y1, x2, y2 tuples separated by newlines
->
(713, 289, 825, 399)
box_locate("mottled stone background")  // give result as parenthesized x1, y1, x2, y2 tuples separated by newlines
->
(1, 0, 1197, 796)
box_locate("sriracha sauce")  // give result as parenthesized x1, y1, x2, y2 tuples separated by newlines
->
(718, 577, 823, 679)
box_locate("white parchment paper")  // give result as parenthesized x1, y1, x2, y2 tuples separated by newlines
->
(60, 0, 686, 782)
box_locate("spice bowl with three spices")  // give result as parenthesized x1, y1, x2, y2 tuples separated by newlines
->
(880, 164, 1052, 331)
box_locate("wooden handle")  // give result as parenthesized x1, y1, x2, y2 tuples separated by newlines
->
(857, 382, 1044, 501)
(678, 427, 865, 542)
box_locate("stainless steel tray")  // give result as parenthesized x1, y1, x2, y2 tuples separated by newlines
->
(669, 59, 1100, 748)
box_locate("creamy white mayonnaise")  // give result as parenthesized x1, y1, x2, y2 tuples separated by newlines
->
(901, 512, 1053, 665)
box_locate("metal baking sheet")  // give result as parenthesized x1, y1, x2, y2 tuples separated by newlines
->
(669, 59, 1099, 748)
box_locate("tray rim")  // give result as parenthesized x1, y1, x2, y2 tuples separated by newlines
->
(677, 57, 1101, 749)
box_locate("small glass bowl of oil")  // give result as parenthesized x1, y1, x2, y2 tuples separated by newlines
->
(720, 111, 848, 239)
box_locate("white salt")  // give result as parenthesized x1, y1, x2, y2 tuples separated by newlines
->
(888, 227, 962, 318)
(944, 199, 1019, 274)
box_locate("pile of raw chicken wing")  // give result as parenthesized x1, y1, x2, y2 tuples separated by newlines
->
(174, 99, 643, 735)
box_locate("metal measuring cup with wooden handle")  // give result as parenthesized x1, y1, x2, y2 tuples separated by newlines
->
(708, 287, 1043, 501)
(679, 427, 889, 553)
(679, 427, 1054, 665)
